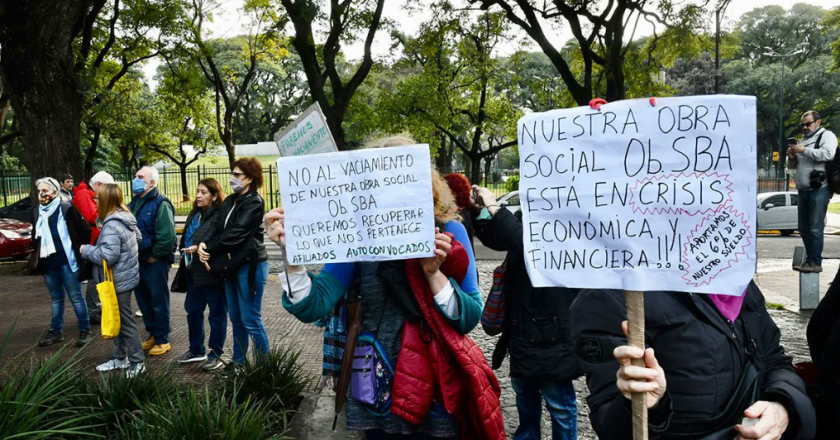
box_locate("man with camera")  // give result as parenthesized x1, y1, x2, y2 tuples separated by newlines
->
(788, 110, 838, 273)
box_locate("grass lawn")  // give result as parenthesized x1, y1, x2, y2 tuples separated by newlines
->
(830, 203, 840, 214)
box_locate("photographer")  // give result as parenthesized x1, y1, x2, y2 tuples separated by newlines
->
(788, 110, 838, 273)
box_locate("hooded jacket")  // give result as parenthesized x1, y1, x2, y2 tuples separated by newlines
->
(81, 210, 142, 293)
(72, 180, 100, 244)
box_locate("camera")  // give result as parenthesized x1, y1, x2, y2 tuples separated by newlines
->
(810, 170, 826, 189)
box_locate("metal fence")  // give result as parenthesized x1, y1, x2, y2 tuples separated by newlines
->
(0, 167, 792, 215)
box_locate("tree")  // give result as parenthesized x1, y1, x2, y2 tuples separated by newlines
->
(145, 60, 220, 201)
(80, 0, 185, 179)
(277, 0, 386, 151)
(186, 0, 284, 168)
(377, 7, 521, 183)
(473, 0, 707, 104)
(0, 0, 105, 185)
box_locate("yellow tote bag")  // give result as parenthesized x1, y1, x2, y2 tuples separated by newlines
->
(97, 260, 121, 339)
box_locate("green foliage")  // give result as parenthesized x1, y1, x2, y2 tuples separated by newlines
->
(505, 175, 519, 193)
(218, 346, 311, 426)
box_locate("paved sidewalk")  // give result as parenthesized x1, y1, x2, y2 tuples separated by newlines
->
(0, 260, 815, 439)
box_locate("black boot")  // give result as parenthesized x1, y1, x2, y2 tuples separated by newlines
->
(39, 330, 64, 347)
(77, 331, 91, 347)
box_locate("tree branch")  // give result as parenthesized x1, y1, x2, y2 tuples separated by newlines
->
(92, 0, 121, 71)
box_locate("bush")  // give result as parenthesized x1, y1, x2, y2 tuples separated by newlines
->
(0, 332, 103, 439)
(122, 386, 280, 440)
(505, 175, 520, 193)
(217, 346, 311, 426)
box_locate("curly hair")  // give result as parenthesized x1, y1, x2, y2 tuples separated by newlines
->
(443, 173, 472, 210)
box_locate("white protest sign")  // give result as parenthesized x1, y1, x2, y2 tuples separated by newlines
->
(277, 144, 436, 264)
(273, 102, 338, 157)
(518, 95, 757, 295)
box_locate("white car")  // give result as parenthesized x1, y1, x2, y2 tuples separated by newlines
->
(498, 189, 805, 235)
(497, 191, 521, 213)
(756, 191, 799, 235)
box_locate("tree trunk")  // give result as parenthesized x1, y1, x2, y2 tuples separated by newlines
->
(223, 109, 235, 168)
(179, 163, 190, 202)
(484, 153, 494, 185)
(84, 124, 101, 180)
(469, 153, 482, 185)
(0, 0, 92, 191)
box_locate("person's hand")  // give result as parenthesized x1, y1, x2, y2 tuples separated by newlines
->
(146, 257, 158, 264)
(614, 320, 667, 408)
(471, 185, 499, 214)
(734, 401, 789, 440)
(788, 144, 805, 155)
(80, 245, 87, 254)
(419, 228, 452, 278)
(265, 207, 286, 248)
(197, 242, 210, 262)
(184, 245, 198, 254)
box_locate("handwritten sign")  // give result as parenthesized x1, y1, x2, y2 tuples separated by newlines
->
(274, 102, 338, 157)
(518, 95, 757, 295)
(277, 144, 436, 264)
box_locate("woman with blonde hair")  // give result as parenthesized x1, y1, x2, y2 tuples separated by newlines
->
(264, 137, 489, 439)
(80, 184, 145, 378)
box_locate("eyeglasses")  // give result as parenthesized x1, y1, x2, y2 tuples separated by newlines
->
(231, 172, 245, 179)
(801, 120, 816, 128)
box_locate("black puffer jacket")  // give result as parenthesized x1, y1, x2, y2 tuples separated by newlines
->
(203, 189, 267, 265)
(571, 283, 815, 440)
(473, 207, 582, 382)
(176, 205, 223, 287)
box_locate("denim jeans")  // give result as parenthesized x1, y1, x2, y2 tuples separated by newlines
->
(225, 261, 269, 364)
(186, 282, 227, 358)
(798, 186, 831, 265)
(511, 378, 577, 440)
(134, 260, 171, 344)
(44, 264, 90, 334)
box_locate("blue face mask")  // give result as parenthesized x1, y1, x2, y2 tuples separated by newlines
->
(132, 177, 147, 195)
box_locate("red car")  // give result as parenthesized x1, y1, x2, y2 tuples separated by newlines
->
(0, 217, 33, 260)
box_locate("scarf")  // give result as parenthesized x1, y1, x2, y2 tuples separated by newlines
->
(35, 197, 78, 272)
(709, 287, 747, 322)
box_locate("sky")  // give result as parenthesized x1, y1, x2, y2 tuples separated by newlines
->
(142, 0, 840, 86)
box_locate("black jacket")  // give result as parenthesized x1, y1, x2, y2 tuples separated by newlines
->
(176, 205, 223, 287)
(30, 201, 92, 278)
(473, 207, 583, 382)
(203, 189, 267, 264)
(807, 266, 840, 439)
(571, 284, 816, 440)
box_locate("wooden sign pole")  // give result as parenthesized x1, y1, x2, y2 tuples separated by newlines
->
(625, 290, 648, 440)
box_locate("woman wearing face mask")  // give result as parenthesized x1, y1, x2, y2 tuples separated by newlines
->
(197, 159, 268, 368)
(174, 178, 228, 371)
(30, 177, 92, 347)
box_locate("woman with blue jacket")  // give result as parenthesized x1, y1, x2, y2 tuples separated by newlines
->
(265, 138, 482, 439)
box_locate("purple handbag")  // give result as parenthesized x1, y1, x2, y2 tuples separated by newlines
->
(350, 344, 377, 405)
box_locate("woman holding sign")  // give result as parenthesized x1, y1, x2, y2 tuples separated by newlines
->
(197, 158, 269, 368)
(265, 163, 492, 438)
(570, 283, 816, 440)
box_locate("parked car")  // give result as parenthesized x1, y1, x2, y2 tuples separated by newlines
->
(0, 217, 33, 260)
(497, 191, 521, 214)
(756, 191, 803, 235)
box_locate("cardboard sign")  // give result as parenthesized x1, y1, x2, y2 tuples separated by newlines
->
(274, 102, 338, 157)
(277, 144, 436, 264)
(518, 95, 757, 295)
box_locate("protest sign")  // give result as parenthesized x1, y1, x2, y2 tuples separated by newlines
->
(518, 95, 757, 295)
(276, 144, 436, 265)
(273, 102, 337, 157)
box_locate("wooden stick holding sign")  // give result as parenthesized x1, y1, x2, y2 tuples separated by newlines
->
(625, 290, 647, 440)
(272, 101, 339, 297)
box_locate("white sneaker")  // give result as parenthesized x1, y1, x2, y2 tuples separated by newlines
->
(126, 362, 146, 379)
(134, 310, 143, 317)
(96, 358, 129, 372)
